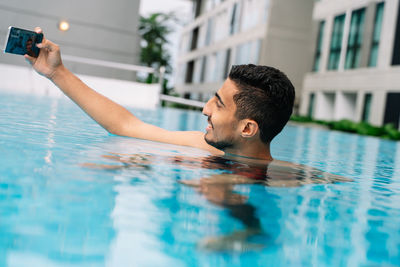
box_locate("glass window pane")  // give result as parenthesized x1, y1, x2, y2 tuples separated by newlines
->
(308, 93, 315, 117)
(345, 49, 354, 69)
(362, 93, 372, 122)
(369, 2, 385, 67)
(354, 49, 361, 67)
(345, 8, 365, 69)
(328, 14, 345, 70)
(313, 21, 325, 71)
(369, 45, 378, 67)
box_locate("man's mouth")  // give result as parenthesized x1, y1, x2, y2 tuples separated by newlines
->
(206, 119, 213, 131)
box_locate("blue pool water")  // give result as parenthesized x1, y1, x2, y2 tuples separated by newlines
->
(1, 91, 400, 267)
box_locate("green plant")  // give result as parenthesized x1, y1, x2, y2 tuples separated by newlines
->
(331, 119, 357, 133)
(289, 116, 400, 141)
(139, 12, 177, 89)
(383, 123, 400, 140)
(290, 115, 313, 123)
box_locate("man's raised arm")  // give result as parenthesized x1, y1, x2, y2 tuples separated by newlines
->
(24, 28, 220, 154)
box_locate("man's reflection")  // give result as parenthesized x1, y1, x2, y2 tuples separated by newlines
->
(83, 153, 350, 251)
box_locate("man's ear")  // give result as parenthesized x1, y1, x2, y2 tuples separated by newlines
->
(240, 119, 259, 138)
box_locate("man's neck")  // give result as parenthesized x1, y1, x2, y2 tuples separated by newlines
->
(223, 142, 273, 163)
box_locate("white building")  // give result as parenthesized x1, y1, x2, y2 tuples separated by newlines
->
(174, 0, 314, 106)
(300, 0, 400, 129)
(0, 0, 141, 81)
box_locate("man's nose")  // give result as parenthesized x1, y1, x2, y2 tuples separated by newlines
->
(202, 99, 212, 116)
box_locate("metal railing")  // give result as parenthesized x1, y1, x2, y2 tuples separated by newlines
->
(62, 55, 155, 73)
(62, 55, 206, 109)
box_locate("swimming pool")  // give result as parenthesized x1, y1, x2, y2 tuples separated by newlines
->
(1, 91, 399, 266)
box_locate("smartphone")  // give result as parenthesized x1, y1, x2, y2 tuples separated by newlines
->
(3, 26, 43, 58)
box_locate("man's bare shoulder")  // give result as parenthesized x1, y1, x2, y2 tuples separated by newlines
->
(268, 159, 352, 185)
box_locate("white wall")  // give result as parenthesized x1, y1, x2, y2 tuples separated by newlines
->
(0, 0, 141, 81)
(315, 92, 335, 121)
(0, 63, 161, 109)
(302, 67, 400, 124)
(334, 92, 357, 121)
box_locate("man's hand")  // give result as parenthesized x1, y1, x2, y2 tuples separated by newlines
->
(24, 27, 64, 80)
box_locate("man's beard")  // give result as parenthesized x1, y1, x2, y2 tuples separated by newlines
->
(204, 134, 234, 150)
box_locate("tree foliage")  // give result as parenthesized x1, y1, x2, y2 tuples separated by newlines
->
(139, 12, 175, 72)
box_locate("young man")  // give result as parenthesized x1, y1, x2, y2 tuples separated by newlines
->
(25, 28, 346, 251)
(25, 28, 294, 163)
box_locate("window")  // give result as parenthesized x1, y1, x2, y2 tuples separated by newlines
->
(241, 0, 262, 31)
(362, 93, 372, 122)
(308, 93, 315, 117)
(235, 42, 251, 65)
(180, 33, 191, 53)
(190, 27, 199, 51)
(193, 58, 203, 84)
(205, 18, 214, 46)
(345, 8, 366, 69)
(197, 24, 207, 49)
(206, 0, 224, 11)
(263, 0, 270, 23)
(230, 3, 241, 35)
(214, 50, 226, 81)
(185, 61, 195, 83)
(328, 14, 345, 70)
(383, 93, 400, 128)
(223, 49, 231, 78)
(205, 53, 216, 82)
(369, 2, 385, 67)
(230, 3, 237, 35)
(213, 10, 229, 42)
(313, 21, 325, 72)
(392, 0, 400, 65)
(193, 0, 202, 18)
(200, 56, 207, 83)
(234, 40, 261, 65)
(176, 64, 186, 85)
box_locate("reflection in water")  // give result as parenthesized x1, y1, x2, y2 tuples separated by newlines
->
(277, 125, 400, 265)
(366, 140, 398, 261)
(86, 153, 351, 187)
(0, 96, 116, 266)
(84, 151, 351, 252)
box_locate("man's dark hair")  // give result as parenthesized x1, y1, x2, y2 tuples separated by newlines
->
(228, 64, 295, 143)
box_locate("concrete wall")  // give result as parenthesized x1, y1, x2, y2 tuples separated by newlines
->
(0, 0, 141, 81)
(334, 92, 357, 121)
(0, 63, 161, 109)
(314, 92, 335, 121)
(302, 67, 400, 125)
(259, 0, 314, 107)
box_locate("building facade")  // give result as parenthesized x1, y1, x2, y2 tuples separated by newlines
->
(0, 0, 141, 80)
(300, 0, 400, 129)
(174, 0, 314, 105)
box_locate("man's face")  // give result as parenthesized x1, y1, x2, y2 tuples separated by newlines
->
(202, 79, 241, 150)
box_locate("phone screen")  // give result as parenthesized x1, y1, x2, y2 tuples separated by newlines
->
(4, 27, 43, 58)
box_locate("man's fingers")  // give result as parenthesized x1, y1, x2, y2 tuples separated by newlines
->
(34, 27, 47, 44)
(36, 39, 57, 52)
(178, 180, 200, 187)
(24, 54, 35, 65)
(34, 27, 42, 34)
